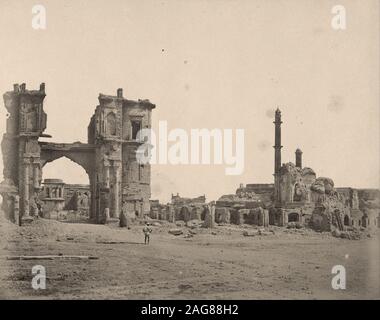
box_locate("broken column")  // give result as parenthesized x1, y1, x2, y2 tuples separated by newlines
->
(22, 158, 30, 218)
(112, 162, 121, 218)
(168, 204, 175, 223)
(104, 162, 110, 189)
(203, 203, 215, 228)
(263, 209, 269, 227)
(33, 160, 40, 189)
(13, 195, 20, 225)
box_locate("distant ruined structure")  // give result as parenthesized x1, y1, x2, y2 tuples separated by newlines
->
(150, 193, 208, 223)
(0, 83, 155, 225)
(150, 108, 380, 231)
(1, 83, 378, 231)
(214, 108, 379, 231)
(37, 179, 90, 219)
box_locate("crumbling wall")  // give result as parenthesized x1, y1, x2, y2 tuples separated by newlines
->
(278, 163, 315, 204)
(309, 177, 352, 231)
(215, 207, 230, 224)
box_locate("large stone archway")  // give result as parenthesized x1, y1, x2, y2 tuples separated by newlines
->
(40, 142, 96, 175)
(0, 83, 155, 224)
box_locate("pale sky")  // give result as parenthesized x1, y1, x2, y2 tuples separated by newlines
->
(0, 0, 379, 203)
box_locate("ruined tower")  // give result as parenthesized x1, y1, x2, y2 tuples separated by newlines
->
(87, 88, 155, 223)
(295, 148, 302, 168)
(273, 108, 282, 205)
(1, 83, 48, 223)
(1, 83, 155, 225)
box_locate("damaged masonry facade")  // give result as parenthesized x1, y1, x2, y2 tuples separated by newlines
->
(0, 83, 155, 225)
(151, 109, 380, 233)
(0, 83, 379, 234)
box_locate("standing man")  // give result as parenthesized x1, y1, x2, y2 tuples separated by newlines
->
(143, 222, 152, 245)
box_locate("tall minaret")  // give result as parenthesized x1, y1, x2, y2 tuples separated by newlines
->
(273, 108, 282, 205)
(295, 148, 302, 168)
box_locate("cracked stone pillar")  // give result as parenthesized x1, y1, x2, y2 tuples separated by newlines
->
(112, 162, 121, 218)
(168, 204, 175, 223)
(104, 165, 110, 189)
(33, 162, 40, 189)
(203, 203, 215, 228)
(23, 159, 30, 217)
(104, 207, 110, 220)
(210, 203, 215, 228)
(13, 195, 20, 225)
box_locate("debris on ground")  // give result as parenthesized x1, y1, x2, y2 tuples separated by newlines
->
(287, 222, 303, 229)
(331, 227, 371, 240)
(119, 213, 128, 228)
(186, 219, 202, 228)
(175, 221, 185, 227)
(243, 230, 259, 237)
(168, 228, 183, 236)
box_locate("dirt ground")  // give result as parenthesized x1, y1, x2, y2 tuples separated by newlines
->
(0, 215, 379, 300)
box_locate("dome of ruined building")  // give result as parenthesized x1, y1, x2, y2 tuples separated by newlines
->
(310, 177, 335, 194)
(301, 167, 316, 176)
(280, 162, 297, 174)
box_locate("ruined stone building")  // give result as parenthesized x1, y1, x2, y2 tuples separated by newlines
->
(150, 193, 208, 222)
(0, 83, 155, 224)
(37, 178, 90, 219)
(148, 108, 379, 231)
(215, 108, 379, 231)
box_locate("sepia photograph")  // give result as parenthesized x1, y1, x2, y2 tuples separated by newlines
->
(0, 0, 379, 306)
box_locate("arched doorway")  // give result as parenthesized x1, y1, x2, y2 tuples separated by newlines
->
(344, 215, 350, 226)
(361, 216, 367, 228)
(288, 212, 299, 222)
(269, 209, 276, 225)
(40, 157, 90, 221)
(180, 206, 191, 222)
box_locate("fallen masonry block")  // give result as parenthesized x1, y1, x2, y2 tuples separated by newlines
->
(243, 230, 259, 237)
(259, 230, 273, 236)
(186, 219, 202, 228)
(169, 228, 183, 236)
(331, 228, 341, 238)
(119, 212, 128, 228)
(175, 221, 185, 227)
(286, 222, 302, 229)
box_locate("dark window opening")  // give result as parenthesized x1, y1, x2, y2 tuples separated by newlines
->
(138, 164, 144, 181)
(131, 120, 141, 140)
(288, 212, 299, 222)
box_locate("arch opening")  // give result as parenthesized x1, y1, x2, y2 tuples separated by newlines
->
(39, 157, 91, 222)
(288, 212, 299, 222)
(343, 215, 350, 226)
